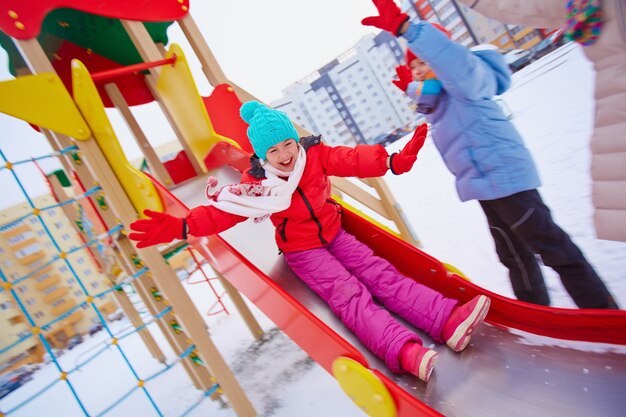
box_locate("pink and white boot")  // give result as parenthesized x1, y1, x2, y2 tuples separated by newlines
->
(399, 342, 439, 382)
(442, 295, 491, 352)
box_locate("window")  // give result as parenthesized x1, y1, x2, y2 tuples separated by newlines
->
(7, 231, 34, 246)
(36, 273, 50, 282)
(44, 286, 58, 295)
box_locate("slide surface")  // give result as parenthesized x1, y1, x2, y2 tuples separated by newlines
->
(150, 168, 626, 417)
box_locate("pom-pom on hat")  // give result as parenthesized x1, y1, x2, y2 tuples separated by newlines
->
(405, 23, 452, 65)
(240, 101, 299, 160)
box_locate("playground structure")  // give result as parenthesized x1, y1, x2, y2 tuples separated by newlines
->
(0, 2, 625, 417)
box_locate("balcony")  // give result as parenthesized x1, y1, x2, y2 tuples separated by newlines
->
(43, 287, 70, 304)
(35, 273, 61, 291)
(15, 250, 46, 266)
(51, 298, 77, 316)
(65, 309, 84, 325)
(2, 224, 32, 246)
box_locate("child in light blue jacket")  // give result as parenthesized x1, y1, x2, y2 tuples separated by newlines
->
(362, 0, 617, 309)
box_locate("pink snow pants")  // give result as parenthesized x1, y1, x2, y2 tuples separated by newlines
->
(284, 228, 457, 373)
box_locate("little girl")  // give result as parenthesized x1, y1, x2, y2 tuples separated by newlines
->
(129, 101, 491, 382)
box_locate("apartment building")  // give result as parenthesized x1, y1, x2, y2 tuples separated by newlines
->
(0, 194, 118, 369)
(272, 31, 420, 146)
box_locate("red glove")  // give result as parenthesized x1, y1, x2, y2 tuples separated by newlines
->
(392, 65, 413, 92)
(389, 123, 428, 175)
(361, 0, 409, 36)
(128, 209, 185, 249)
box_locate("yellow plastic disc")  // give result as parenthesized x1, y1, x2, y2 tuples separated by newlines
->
(331, 357, 397, 417)
(443, 262, 470, 281)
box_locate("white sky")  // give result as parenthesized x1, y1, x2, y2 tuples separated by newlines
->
(179, 1, 381, 102)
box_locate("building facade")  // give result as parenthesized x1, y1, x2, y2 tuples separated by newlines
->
(0, 194, 118, 370)
(272, 32, 420, 146)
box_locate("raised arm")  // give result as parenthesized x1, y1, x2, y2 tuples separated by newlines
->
(318, 124, 428, 177)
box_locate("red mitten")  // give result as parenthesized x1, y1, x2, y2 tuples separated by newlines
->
(128, 209, 185, 249)
(392, 65, 413, 92)
(361, 0, 410, 35)
(389, 123, 428, 175)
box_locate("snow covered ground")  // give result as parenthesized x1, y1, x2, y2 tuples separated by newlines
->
(1, 42, 625, 417)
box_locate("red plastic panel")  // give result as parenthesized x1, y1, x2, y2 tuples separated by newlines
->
(342, 209, 626, 345)
(202, 84, 254, 154)
(52, 39, 154, 107)
(163, 151, 196, 184)
(1, 0, 189, 39)
(203, 141, 251, 173)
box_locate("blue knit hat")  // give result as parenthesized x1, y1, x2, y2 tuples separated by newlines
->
(240, 101, 299, 159)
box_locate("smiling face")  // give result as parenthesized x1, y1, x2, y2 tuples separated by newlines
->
(409, 57, 434, 82)
(265, 139, 299, 172)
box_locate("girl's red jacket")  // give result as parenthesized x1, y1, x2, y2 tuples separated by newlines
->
(186, 136, 389, 253)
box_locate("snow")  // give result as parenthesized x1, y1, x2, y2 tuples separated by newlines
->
(1, 43, 625, 417)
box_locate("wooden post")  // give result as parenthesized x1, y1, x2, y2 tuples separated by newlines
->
(75, 137, 256, 417)
(369, 177, 421, 247)
(47, 175, 167, 363)
(103, 83, 173, 187)
(112, 244, 218, 395)
(120, 20, 204, 176)
(177, 14, 262, 105)
(216, 270, 264, 342)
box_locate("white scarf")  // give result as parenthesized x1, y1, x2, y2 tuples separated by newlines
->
(205, 145, 306, 222)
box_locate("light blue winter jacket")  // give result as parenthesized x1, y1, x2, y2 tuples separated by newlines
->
(403, 22, 541, 202)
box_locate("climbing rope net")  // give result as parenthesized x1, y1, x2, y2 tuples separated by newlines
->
(0, 145, 221, 417)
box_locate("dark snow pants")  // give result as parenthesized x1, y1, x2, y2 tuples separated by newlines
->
(479, 190, 617, 309)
